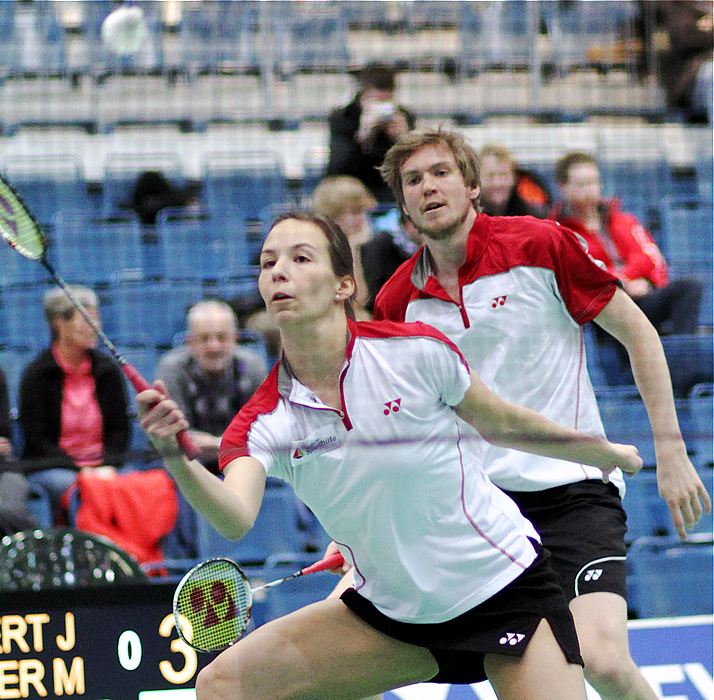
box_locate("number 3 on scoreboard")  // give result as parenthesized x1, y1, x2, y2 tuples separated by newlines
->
(158, 613, 198, 685)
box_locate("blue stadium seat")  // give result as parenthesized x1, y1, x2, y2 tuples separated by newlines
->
(262, 553, 342, 622)
(543, 0, 642, 75)
(627, 535, 713, 618)
(660, 335, 713, 398)
(273, 4, 350, 76)
(687, 384, 713, 469)
(0, 1, 66, 78)
(658, 198, 713, 266)
(3, 156, 95, 226)
(195, 481, 305, 565)
(101, 279, 203, 349)
(179, 1, 260, 77)
(203, 151, 290, 220)
(0, 240, 47, 287)
(155, 209, 252, 282)
(600, 159, 674, 216)
(596, 387, 657, 467)
(696, 153, 713, 203)
(623, 470, 674, 542)
(0, 285, 52, 351)
(458, 1, 539, 76)
(51, 211, 144, 285)
(27, 483, 53, 528)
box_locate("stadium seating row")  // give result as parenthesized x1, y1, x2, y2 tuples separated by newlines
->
(0, 1, 645, 80)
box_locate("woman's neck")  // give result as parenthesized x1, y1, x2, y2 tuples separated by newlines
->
(281, 313, 350, 394)
(54, 341, 88, 369)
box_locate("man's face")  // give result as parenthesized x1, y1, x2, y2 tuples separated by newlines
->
(479, 155, 516, 210)
(399, 144, 479, 241)
(187, 309, 238, 374)
(561, 162, 602, 209)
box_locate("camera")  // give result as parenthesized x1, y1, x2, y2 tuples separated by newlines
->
(371, 101, 397, 119)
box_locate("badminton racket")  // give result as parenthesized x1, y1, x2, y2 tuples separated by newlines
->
(173, 552, 345, 653)
(0, 175, 199, 459)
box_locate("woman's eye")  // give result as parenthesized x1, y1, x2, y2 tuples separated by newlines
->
(295, 254, 309, 263)
(260, 259, 275, 269)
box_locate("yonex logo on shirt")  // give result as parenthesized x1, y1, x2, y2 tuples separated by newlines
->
(584, 569, 603, 581)
(499, 632, 525, 646)
(383, 398, 401, 415)
(491, 295, 508, 308)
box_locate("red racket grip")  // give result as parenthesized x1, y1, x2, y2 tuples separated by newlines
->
(122, 363, 201, 460)
(300, 552, 345, 575)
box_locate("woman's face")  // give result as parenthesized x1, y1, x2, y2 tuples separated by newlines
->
(55, 306, 99, 351)
(258, 219, 352, 326)
(334, 207, 371, 244)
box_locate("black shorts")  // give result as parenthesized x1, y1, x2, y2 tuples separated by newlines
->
(503, 480, 627, 603)
(340, 544, 583, 684)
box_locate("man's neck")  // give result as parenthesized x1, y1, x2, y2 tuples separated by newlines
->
(423, 209, 477, 303)
(424, 209, 477, 278)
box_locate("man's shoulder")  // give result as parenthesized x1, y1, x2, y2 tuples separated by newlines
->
(156, 346, 192, 374)
(373, 252, 421, 319)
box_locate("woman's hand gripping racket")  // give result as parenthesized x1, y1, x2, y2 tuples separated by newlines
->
(173, 552, 345, 653)
(0, 175, 199, 459)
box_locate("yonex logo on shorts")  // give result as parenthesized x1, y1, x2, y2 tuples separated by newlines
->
(584, 569, 603, 581)
(499, 632, 525, 646)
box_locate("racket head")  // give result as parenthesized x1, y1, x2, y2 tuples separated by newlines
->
(0, 177, 46, 260)
(173, 557, 253, 654)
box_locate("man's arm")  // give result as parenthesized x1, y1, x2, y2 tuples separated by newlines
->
(594, 287, 712, 538)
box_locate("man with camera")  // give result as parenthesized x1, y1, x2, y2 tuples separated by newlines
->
(326, 62, 415, 203)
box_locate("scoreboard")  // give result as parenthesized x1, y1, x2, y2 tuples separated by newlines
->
(0, 583, 213, 699)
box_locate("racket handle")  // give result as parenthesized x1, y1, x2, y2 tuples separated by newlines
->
(301, 552, 345, 575)
(122, 363, 201, 460)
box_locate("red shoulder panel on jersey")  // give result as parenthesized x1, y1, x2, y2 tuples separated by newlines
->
(218, 364, 281, 471)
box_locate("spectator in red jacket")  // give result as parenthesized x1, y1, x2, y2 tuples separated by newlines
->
(551, 152, 702, 335)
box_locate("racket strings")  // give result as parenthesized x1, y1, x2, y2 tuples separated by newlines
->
(175, 559, 252, 653)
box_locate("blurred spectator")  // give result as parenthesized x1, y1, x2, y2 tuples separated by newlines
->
(156, 300, 267, 474)
(0, 366, 36, 535)
(551, 152, 702, 335)
(478, 144, 549, 217)
(128, 170, 199, 225)
(659, 1, 713, 123)
(326, 62, 416, 202)
(20, 287, 130, 515)
(360, 209, 422, 314)
(312, 175, 376, 317)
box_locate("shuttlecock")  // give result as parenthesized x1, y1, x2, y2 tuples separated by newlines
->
(101, 5, 148, 56)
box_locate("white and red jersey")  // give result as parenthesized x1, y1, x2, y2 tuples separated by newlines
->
(220, 319, 538, 624)
(374, 213, 624, 496)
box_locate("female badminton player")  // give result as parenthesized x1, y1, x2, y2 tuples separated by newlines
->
(137, 212, 642, 700)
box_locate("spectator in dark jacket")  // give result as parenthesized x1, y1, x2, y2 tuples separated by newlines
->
(0, 366, 36, 535)
(659, 1, 713, 123)
(479, 144, 549, 217)
(20, 287, 130, 515)
(326, 63, 415, 202)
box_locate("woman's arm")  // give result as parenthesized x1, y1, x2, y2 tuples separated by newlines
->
(455, 371, 642, 479)
(137, 381, 265, 540)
